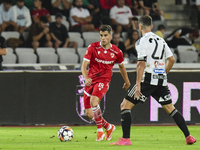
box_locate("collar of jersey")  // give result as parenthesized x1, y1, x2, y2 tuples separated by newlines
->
(100, 42, 112, 50)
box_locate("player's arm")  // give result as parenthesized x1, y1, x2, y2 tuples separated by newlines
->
(81, 60, 92, 86)
(134, 60, 145, 100)
(118, 63, 130, 91)
(0, 37, 7, 55)
(165, 56, 175, 74)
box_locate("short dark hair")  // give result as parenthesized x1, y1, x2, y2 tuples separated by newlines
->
(39, 16, 48, 23)
(4, 0, 12, 4)
(158, 24, 166, 30)
(55, 12, 63, 19)
(138, 15, 152, 28)
(17, 0, 25, 2)
(100, 25, 112, 34)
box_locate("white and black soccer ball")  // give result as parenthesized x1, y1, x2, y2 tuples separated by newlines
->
(57, 126, 74, 142)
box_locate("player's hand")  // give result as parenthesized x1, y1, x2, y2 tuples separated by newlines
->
(134, 84, 143, 100)
(123, 82, 131, 91)
(85, 78, 92, 86)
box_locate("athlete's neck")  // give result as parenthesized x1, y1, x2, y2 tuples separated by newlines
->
(141, 29, 151, 36)
(101, 43, 111, 49)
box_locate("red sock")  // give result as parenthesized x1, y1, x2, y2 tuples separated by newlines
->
(92, 105, 103, 132)
(102, 117, 110, 130)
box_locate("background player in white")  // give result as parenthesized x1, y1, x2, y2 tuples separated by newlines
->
(81, 25, 130, 141)
(110, 15, 196, 146)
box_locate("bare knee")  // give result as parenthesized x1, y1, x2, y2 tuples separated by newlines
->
(32, 41, 39, 50)
(85, 109, 93, 119)
(90, 96, 99, 107)
(46, 41, 53, 47)
(162, 103, 175, 114)
(116, 25, 122, 33)
(120, 98, 134, 111)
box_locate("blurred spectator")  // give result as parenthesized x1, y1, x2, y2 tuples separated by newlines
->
(154, 24, 166, 38)
(138, 0, 164, 21)
(124, 30, 139, 63)
(110, 0, 133, 33)
(196, 0, 200, 29)
(13, 0, 32, 36)
(165, 27, 199, 48)
(99, 0, 116, 24)
(82, 0, 101, 28)
(24, 0, 34, 11)
(50, 13, 78, 50)
(130, 16, 139, 31)
(0, 0, 18, 32)
(111, 32, 126, 54)
(125, 0, 138, 15)
(27, 16, 53, 51)
(31, 0, 51, 24)
(69, 0, 95, 32)
(51, 0, 73, 18)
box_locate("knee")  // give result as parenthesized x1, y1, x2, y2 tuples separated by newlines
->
(116, 25, 122, 33)
(85, 111, 93, 119)
(32, 41, 39, 48)
(47, 41, 53, 47)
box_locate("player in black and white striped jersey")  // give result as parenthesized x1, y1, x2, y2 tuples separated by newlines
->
(110, 15, 196, 146)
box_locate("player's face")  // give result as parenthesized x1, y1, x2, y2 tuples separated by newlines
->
(100, 31, 112, 47)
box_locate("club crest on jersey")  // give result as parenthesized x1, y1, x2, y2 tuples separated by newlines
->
(110, 53, 114, 58)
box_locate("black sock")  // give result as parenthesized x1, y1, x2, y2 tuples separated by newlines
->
(121, 109, 131, 138)
(170, 109, 190, 137)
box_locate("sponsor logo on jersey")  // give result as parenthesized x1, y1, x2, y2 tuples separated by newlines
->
(154, 61, 164, 68)
(95, 58, 114, 64)
(153, 68, 166, 73)
(98, 51, 100, 55)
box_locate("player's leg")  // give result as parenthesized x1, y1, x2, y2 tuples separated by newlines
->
(162, 103, 196, 145)
(90, 95, 105, 141)
(153, 86, 196, 145)
(110, 83, 155, 145)
(92, 82, 115, 141)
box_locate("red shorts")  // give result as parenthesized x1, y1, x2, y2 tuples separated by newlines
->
(84, 82, 110, 109)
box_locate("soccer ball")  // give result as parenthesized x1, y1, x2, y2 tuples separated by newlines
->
(57, 126, 74, 142)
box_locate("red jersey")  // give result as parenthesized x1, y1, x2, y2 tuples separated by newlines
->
(31, 8, 50, 18)
(99, 0, 116, 9)
(84, 42, 124, 83)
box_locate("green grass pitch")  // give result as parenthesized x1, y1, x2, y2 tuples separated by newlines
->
(0, 125, 199, 150)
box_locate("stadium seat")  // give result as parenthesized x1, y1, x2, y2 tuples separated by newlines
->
(59, 53, 78, 63)
(77, 47, 87, 63)
(36, 47, 56, 55)
(2, 53, 17, 64)
(57, 47, 76, 55)
(1, 31, 20, 40)
(18, 53, 37, 64)
(152, 20, 167, 32)
(39, 52, 58, 64)
(68, 32, 81, 38)
(82, 32, 99, 39)
(6, 47, 14, 53)
(15, 48, 34, 55)
(177, 45, 198, 63)
(122, 32, 128, 42)
(69, 36, 84, 47)
(85, 38, 100, 47)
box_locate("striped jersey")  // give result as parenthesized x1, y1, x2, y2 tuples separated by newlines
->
(136, 32, 173, 86)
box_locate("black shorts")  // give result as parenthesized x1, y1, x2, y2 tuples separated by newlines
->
(125, 82, 172, 106)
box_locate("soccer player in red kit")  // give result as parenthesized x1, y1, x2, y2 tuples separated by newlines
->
(81, 25, 130, 141)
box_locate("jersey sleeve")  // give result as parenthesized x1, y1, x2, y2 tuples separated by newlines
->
(164, 42, 173, 58)
(136, 38, 147, 61)
(116, 49, 124, 64)
(84, 45, 93, 62)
